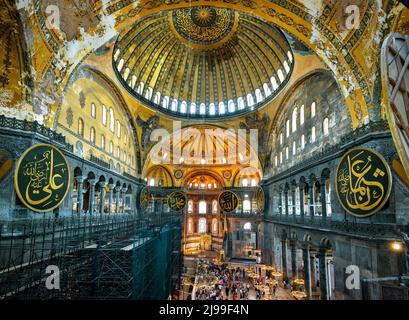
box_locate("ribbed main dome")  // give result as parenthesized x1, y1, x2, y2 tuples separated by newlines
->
(113, 6, 294, 119)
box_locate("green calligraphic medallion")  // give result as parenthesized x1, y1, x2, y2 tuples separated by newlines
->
(218, 190, 239, 213)
(139, 187, 152, 211)
(335, 147, 392, 218)
(14, 144, 70, 212)
(167, 191, 187, 211)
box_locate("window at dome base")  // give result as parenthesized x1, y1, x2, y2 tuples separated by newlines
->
(113, 6, 294, 119)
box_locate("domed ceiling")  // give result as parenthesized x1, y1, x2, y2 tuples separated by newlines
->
(113, 6, 294, 119)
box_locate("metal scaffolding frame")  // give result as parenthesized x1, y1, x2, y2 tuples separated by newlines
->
(0, 213, 182, 299)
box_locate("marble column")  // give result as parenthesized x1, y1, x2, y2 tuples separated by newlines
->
(279, 191, 283, 215)
(88, 179, 96, 215)
(281, 238, 288, 280)
(291, 188, 296, 216)
(290, 239, 297, 279)
(76, 176, 84, 214)
(309, 180, 315, 219)
(121, 187, 127, 214)
(115, 186, 121, 214)
(108, 184, 114, 215)
(284, 191, 289, 216)
(99, 181, 107, 215)
(302, 243, 312, 299)
(299, 184, 305, 218)
(320, 177, 327, 218)
(317, 246, 328, 300)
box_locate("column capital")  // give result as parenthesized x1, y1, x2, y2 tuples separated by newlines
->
(75, 176, 85, 183)
(99, 181, 107, 188)
(109, 183, 115, 189)
(88, 179, 96, 186)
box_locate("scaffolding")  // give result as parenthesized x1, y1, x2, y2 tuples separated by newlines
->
(0, 213, 182, 299)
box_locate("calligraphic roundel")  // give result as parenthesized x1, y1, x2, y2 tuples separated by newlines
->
(14, 144, 71, 212)
(335, 147, 392, 218)
(218, 190, 239, 213)
(167, 191, 187, 211)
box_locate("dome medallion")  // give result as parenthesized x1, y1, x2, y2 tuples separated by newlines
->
(170, 6, 238, 48)
(113, 6, 294, 119)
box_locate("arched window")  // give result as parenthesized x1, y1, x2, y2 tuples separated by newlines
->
(123, 151, 126, 162)
(286, 147, 289, 160)
(163, 96, 169, 109)
(255, 89, 263, 103)
(76, 141, 83, 157)
(243, 200, 251, 213)
(286, 120, 290, 137)
(145, 86, 153, 100)
(188, 218, 193, 234)
(124, 68, 130, 81)
(199, 218, 207, 233)
(109, 108, 115, 132)
(311, 126, 316, 143)
(300, 105, 305, 125)
(251, 178, 257, 187)
(116, 146, 120, 158)
(314, 181, 322, 216)
(287, 51, 293, 62)
(109, 141, 114, 155)
(190, 103, 196, 115)
(242, 178, 248, 187)
(188, 200, 193, 213)
(238, 97, 245, 110)
(292, 108, 297, 133)
(311, 102, 316, 118)
(137, 82, 144, 95)
(281, 191, 286, 214)
(153, 91, 161, 104)
(280, 133, 283, 145)
(114, 49, 120, 61)
(228, 100, 235, 113)
(78, 118, 84, 137)
(200, 103, 206, 115)
(263, 83, 271, 97)
(247, 94, 255, 107)
(271, 76, 279, 90)
(323, 118, 329, 136)
(101, 135, 105, 151)
(325, 177, 332, 216)
(219, 102, 226, 115)
(293, 141, 296, 155)
(209, 103, 216, 115)
(199, 201, 207, 214)
(116, 120, 121, 138)
(180, 101, 187, 114)
(131, 75, 137, 89)
(91, 103, 96, 119)
(280, 151, 283, 164)
(301, 134, 305, 149)
(243, 222, 252, 231)
(117, 59, 124, 71)
(277, 69, 285, 83)
(102, 105, 107, 126)
(212, 219, 218, 234)
(274, 156, 278, 167)
(212, 200, 218, 214)
(90, 127, 96, 144)
(149, 178, 155, 186)
(283, 61, 290, 73)
(171, 99, 177, 112)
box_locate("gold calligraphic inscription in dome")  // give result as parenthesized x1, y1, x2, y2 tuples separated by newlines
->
(14, 144, 70, 212)
(170, 6, 238, 47)
(113, 6, 294, 119)
(335, 147, 392, 218)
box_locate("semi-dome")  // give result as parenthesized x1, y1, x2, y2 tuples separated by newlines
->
(113, 6, 294, 119)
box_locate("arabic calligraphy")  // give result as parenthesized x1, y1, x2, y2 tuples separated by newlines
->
(336, 147, 392, 217)
(168, 191, 187, 211)
(14, 144, 70, 212)
(218, 191, 239, 213)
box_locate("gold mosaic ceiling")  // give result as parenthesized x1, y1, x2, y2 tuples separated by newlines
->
(113, 6, 294, 118)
